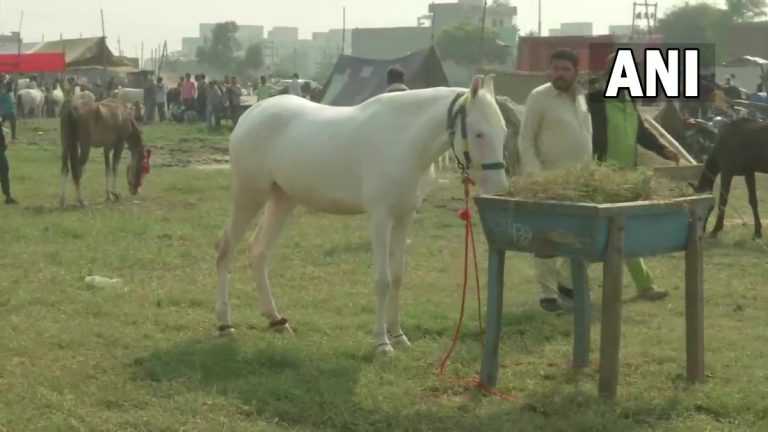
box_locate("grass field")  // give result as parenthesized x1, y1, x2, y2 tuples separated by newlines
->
(2, 119, 768, 431)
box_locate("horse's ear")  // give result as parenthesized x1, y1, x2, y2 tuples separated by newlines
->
(470, 74, 483, 98)
(483, 74, 496, 97)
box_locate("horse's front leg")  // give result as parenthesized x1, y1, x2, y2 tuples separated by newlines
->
(711, 174, 733, 238)
(103, 149, 112, 202)
(387, 211, 415, 349)
(110, 145, 123, 202)
(370, 212, 395, 359)
(745, 171, 762, 239)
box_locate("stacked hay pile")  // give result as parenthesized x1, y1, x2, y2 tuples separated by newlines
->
(506, 162, 693, 204)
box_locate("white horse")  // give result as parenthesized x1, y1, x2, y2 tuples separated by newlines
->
(48, 83, 65, 117)
(73, 88, 96, 104)
(16, 88, 45, 119)
(214, 74, 509, 358)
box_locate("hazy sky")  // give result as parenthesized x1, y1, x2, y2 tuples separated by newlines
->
(0, 0, 723, 56)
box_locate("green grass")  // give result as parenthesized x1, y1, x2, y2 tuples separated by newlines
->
(2, 120, 768, 431)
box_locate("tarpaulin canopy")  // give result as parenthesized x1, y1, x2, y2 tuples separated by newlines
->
(30, 36, 134, 69)
(320, 46, 449, 106)
(0, 52, 66, 73)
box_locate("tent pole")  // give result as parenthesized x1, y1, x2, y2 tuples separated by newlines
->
(100, 9, 108, 100)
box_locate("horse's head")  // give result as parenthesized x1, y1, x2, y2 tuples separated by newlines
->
(452, 74, 509, 195)
(126, 122, 150, 195)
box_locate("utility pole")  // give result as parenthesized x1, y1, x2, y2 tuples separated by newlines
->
(538, 0, 542, 36)
(631, 1, 657, 38)
(480, 0, 488, 59)
(341, 7, 346, 55)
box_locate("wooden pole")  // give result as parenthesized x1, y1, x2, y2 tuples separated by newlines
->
(341, 7, 346, 55)
(685, 208, 706, 383)
(141, 42, 144, 69)
(479, 0, 487, 60)
(598, 217, 625, 399)
(571, 258, 591, 369)
(100, 9, 107, 100)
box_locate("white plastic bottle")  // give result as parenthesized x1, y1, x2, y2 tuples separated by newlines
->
(85, 276, 123, 289)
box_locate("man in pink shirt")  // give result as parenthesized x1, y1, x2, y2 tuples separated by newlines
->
(181, 73, 197, 111)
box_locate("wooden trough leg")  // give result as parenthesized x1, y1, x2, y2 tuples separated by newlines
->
(480, 248, 506, 388)
(571, 258, 591, 369)
(599, 217, 625, 399)
(686, 209, 706, 383)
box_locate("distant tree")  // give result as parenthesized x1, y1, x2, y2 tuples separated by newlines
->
(196, 21, 242, 74)
(656, 3, 731, 65)
(436, 20, 511, 67)
(726, 0, 768, 21)
(237, 43, 264, 76)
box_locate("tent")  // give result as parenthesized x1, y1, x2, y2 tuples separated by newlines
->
(320, 46, 449, 106)
(29, 36, 135, 70)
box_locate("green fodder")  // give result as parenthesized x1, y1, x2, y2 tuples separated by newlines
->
(506, 162, 693, 204)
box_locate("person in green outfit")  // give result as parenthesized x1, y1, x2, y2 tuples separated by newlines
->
(0, 81, 17, 204)
(0, 81, 16, 140)
(587, 53, 680, 300)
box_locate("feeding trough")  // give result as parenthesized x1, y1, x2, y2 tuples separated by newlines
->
(473, 193, 715, 399)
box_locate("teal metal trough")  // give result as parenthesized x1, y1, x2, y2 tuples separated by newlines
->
(473, 194, 716, 399)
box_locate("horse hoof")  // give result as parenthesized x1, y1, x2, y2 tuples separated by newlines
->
(708, 231, 718, 239)
(375, 343, 395, 359)
(218, 326, 236, 338)
(390, 334, 412, 349)
(268, 318, 294, 336)
(754, 233, 763, 240)
(111, 192, 121, 202)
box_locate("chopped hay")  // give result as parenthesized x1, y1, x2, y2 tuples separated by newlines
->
(506, 162, 693, 204)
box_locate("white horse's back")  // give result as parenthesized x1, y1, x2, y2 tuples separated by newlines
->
(230, 90, 460, 214)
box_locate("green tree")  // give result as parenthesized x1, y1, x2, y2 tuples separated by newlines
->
(726, 0, 768, 21)
(237, 43, 264, 76)
(656, 3, 731, 65)
(196, 21, 242, 73)
(436, 20, 511, 67)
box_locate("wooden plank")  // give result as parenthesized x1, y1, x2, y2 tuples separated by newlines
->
(643, 116, 697, 165)
(685, 208, 706, 383)
(598, 216, 625, 399)
(571, 257, 591, 369)
(479, 248, 506, 388)
(653, 165, 704, 183)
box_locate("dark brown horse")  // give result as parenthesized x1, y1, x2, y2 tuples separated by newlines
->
(59, 99, 150, 207)
(693, 116, 768, 239)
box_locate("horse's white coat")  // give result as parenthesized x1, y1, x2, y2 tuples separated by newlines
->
(215, 75, 508, 356)
(73, 89, 96, 104)
(49, 84, 65, 117)
(17, 88, 45, 119)
(111, 88, 144, 106)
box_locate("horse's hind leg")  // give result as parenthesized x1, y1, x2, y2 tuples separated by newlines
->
(745, 171, 762, 239)
(215, 185, 267, 336)
(59, 149, 69, 207)
(370, 211, 395, 358)
(711, 173, 733, 238)
(248, 187, 296, 334)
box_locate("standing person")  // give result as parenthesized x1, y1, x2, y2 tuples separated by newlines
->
(227, 77, 243, 125)
(181, 73, 196, 111)
(0, 81, 17, 141)
(155, 76, 167, 122)
(256, 75, 276, 102)
(384, 65, 409, 93)
(196, 74, 208, 120)
(289, 73, 302, 96)
(517, 48, 593, 313)
(0, 101, 16, 204)
(106, 77, 117, 97)
(206, 80, 222, 130)
(587, 52, 681, 302)
(143, 76, 157, 123)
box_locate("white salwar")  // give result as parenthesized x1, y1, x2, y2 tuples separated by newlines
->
(517, 82, 593, 299)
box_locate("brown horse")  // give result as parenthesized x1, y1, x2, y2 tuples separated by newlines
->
(693, 116, 768, 239)
(59, 99, 150, 207)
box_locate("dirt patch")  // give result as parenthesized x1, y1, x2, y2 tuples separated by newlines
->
(152, 145, 229, 168)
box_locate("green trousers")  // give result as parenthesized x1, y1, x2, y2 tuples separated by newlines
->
(535, 257, 654, 298)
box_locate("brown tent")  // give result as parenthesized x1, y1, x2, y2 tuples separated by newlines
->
(30, 37, 135, 70)
(320, 46, 449, 106)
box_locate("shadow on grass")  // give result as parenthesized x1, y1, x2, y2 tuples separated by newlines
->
(130, 333, 705, 431)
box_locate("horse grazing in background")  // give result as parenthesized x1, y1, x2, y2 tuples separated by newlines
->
(214, 75, 509, 358)
(16, 88, 45, 119)
(59, 99, 151, 207)
(693, 117, 768, 239)
(46, 83, 65, 117)
(73, 87, 96, 104)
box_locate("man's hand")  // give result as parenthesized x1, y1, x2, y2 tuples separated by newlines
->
(662, 147, 680, 165)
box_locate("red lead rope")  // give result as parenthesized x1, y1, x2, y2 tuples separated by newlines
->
(433, 174, 520, 403)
